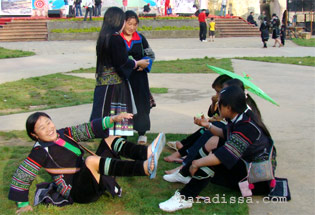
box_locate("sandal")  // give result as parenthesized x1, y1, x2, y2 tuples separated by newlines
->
(166, 141, 178, 151)
(148, 133, 166, 179)
(138, 135, 147, 145)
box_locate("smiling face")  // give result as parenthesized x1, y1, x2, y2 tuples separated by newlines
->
(32, 116, 58, 142)
(123, 17, 138, 36)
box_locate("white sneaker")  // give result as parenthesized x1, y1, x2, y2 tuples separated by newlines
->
(163, 169, 191, 184)
(159, 190, 193, 212)
(202, 40, 207, 42)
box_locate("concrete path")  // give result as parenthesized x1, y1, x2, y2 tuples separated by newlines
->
(1, 37, 314, 84)
(0, 37, 315, 215)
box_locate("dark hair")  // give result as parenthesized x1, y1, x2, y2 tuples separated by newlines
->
(96, 7, 125, 69)
(125, 10, 139, 23)
(219, 86, 271, 138)
(212, 75, 231, 89)
(211, 17, 214, 21)
(26, 112, 51, 141)
(223, 78, 262, 120)
(219, 86, 247, 114)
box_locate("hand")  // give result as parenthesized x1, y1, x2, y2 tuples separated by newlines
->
(112, 113, 133, 123)
(211, 95, 218, 104)
(137, 67, 144, 71)
(194, 115, 210, 128)
(189, 162, 199, 176)
(136, 59, 149, 69)
(16, 205, 33, 214)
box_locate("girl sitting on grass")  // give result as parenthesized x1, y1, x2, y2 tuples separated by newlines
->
(159, 86, 276, 212)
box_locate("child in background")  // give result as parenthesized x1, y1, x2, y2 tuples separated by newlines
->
(209, 18, 215, 42)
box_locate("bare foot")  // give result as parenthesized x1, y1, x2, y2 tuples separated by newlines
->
(143, 158, 155, 176)
(164, 151, 181, 162)
(165, 165, 183, 174)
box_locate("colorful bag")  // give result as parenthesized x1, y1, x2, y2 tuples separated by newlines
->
(246, 143, 275, 184)
(247, 147, 274, 184)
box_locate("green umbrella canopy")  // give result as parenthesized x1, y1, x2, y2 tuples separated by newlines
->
(207, 65, 279, 106)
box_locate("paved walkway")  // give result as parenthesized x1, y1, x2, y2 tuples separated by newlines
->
(0, 37, 315, 215)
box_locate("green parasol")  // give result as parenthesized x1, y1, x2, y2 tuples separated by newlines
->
(207, 65, 279, 106)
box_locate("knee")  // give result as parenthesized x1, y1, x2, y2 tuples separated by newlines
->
(85, 156, 100, 170)
(205, 136, 219, 152)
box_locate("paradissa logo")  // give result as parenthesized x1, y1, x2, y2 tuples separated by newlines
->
(179, 194, 254, 204)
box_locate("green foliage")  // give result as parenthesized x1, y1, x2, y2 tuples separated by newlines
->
(0, 47, 35, 59)
(0, 73, 95, 115)
(0, 133, 248, 214)
(138, 25, 199, 31)
(235, 56, 315, 67)
(150, 87, 168, 94)
(292, 38, 315, 47)
(51, 27, 101, 33)
(50, 17, 197, 22)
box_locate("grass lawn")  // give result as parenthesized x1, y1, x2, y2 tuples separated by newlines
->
(69, 57, 234, 74)
(0, 74, 167, 116)
(0, 73, 95, 116)
(235, 56, 315, 67)
(0, 58, 232, 115)
(291, 38, 315, 47)
(0, 132, 248, 215)
(0, 47, 35, 59)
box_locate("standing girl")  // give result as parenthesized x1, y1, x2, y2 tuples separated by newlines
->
(120, 10, 155, 144)
(271, 13, 281, 47)
(260, 17, 270, 48)
(90, 7, 149, 138)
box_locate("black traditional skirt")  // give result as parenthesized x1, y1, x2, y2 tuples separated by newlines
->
(90, 71, 136, 137)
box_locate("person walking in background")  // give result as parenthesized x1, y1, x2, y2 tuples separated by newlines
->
(198, 9, 207, 42)
(247, 12, 257, 26)
(280, 20, 286, 47)
(209, 17, 215, 42)
(68, 0, 74, 17)
(271, 13, 281, 47)
(83, 0, 94, 21)
(75, 0, 82, 17)
(120, 10, 155, 144)
(260, 17, 270, 48)
(94, 0, 101, 16)
(220, 0, 227, 17)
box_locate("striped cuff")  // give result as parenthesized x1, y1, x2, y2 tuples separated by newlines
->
(17, 201, 29, 208)
(102, 116, 114, 130)
(112, 138, 125, 154)
(104, 157, 112, 175)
